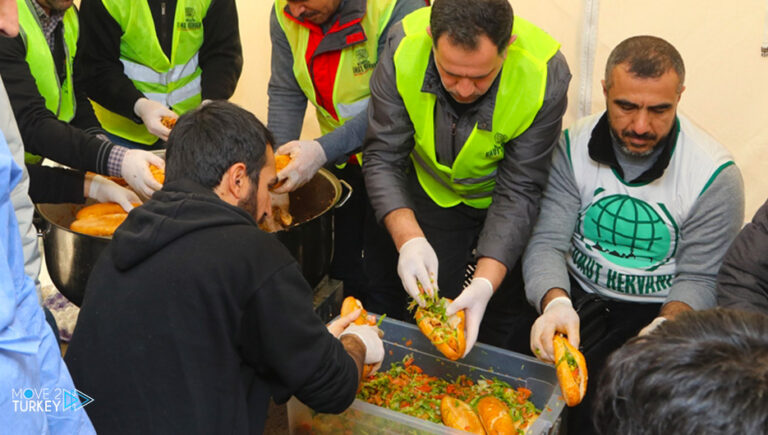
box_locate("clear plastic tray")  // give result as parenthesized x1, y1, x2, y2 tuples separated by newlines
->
(288, 317, 565, 434)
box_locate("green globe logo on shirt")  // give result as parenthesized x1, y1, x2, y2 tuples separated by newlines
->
(582, 194, 672, 269)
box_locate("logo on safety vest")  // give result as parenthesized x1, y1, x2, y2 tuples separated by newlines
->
(352, 48, 375, 76)
(581, 194, 674, 270)
(178, 7, 202, 31)
(485, 144, 503, 159)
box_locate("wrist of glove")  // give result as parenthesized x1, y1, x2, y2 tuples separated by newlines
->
(530, 296, 580, 362)
(87, 175, 141, 212)
(638, 316, 667, 336)
(397, 236, 439, 304)
(273, 140, 328, 193)
(446, 277, 494, 357)
(340, 324, 384, 365)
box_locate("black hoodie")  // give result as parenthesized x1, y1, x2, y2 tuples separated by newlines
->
(65, 179, 358, 434)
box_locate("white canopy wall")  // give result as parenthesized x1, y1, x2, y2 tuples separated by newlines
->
(234, 0, 768, 217)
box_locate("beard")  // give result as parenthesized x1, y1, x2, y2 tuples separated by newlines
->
(610, 125, 661, 157)
(237, 184, 264, 223)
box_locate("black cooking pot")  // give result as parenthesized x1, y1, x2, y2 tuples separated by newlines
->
(36, 168, 351, 306)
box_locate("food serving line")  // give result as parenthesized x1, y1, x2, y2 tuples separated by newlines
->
(35, 157, 567, 434)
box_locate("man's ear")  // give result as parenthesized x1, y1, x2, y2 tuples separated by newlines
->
(601, 79, 608, 97)
(220, 162, 248, 200)
(230, 163, 249, 199)
(426, 25, 431, 39)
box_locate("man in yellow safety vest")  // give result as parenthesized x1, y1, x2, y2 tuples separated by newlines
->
(267, 0, 423, 298)
(363, 0, 571, 356)
(77, 0, 242, 148)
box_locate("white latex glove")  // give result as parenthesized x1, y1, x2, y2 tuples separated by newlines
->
(273, 140, 327, 193)
(133, 97, 176, 141)
(87, 174, 141, 212)
(397, 236, 439, 306)
(121, 148, 165, 197)
(446, 277, 493, 357)
(327, 308, 362, 337)
(530, 296, 580, 363)
(339, 324, 385, 365)
(638, 316, 667, 336)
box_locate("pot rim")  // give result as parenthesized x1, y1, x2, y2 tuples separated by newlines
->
(36, 167, 344, 240)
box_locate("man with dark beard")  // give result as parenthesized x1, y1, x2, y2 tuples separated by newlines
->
(522, 36, 744, 435)
(65, 101, 384, 434)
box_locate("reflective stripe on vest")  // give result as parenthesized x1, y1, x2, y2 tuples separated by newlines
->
(93, 0, 209, 145)
(274, 0, 397, 138)
(394, 8, 559, 209)
(18, 0, 78, 163)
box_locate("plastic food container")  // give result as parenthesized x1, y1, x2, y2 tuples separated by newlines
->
(287, 317, 565, 434)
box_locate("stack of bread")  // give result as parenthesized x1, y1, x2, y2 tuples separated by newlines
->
(69, 165, 165, 237)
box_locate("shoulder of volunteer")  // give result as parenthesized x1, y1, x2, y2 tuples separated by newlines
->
(717, 198, 768, 313)
(386, 0, 426, 29)
(544, 50, 572, 100)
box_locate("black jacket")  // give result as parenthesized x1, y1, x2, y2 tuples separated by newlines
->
(717, 199, 768, 313)
(77, 0, 243, 121)
(26, 164, 84, 203)
(0, 10, 114, 174)
(65, 179, 358, 434)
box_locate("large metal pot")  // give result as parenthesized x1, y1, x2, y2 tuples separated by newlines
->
(37, 168, 351, 306)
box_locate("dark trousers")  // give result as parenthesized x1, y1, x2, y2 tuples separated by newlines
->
(568, 278, 660, 435)
(364, 174, 537, 354)
(329, 164, 369, 299)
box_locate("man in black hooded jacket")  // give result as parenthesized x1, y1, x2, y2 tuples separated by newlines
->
(64, 101, 384, 434)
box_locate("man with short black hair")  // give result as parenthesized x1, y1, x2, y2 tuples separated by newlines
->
(65, 101, 384, 434)
(594, 308, 768, 435)
(363, 0, 571, 355)
(524, 35, 744, 434)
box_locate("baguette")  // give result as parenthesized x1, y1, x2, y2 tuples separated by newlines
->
(70, 213, 128, 237)
(75, 202, 137, 220)
(553, 333, 588, 406)
(440, 396, 486, 434)
(477, 396, 517, 434)
(414, 297, 466, 360)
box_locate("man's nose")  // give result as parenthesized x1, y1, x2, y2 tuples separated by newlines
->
(287, 3, 306, 18)
(456, 78, 474, 98)
(631, 110, 651, 134)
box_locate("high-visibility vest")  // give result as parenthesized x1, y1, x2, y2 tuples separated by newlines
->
(274, 0, 396, 150)
(92, 0, 210, 145)
(394, 7, 559, 209)
(18, 0, 78, 163)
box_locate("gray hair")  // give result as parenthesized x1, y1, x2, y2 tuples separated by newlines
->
(605, 36, 685, 92)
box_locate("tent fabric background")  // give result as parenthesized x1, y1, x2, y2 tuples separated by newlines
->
(231, 0, 767, 218)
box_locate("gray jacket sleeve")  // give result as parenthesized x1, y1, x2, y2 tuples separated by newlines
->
(0, 80, 41, 296)
(477, 51, 571, 269)
(317, 0, 425, 164)
(522, 135, 580, 312)
(362, 22, 416, 220)
(717, 199, 768, 313)
(666, 164, 744, 310)
(267, 7, 308, 146)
